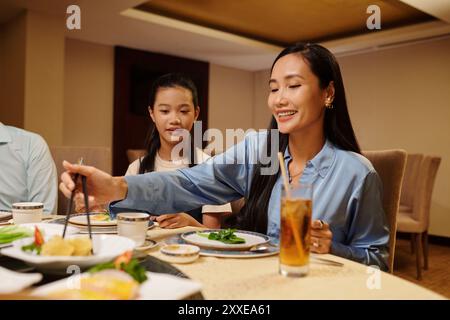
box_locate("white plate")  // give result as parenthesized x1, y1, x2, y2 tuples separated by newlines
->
(78, 229, 117, 234)
(69, 214, 117, 226)
(21, 223, 80, 236)
(0, 211, 12, 220)
(0, 266, 43, 294)
(0, 234, 136, 274)
(181, 229, 270, 251)
(31, 271, 201, 300)
(165, 235, 279, 258)
(134, 239, 158, 251)
(199, 249, 278, 258)
(6, 215, 56, 225)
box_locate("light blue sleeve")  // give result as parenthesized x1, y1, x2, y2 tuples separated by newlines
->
(111, 134, 258, 215)
(330, 171, 390, 271)
(27, 135, 58, 214)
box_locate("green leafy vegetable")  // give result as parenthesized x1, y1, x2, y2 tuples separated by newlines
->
(20, 226, 45, 254)
(88, 251, 148, 284)
(21, 242, 42, 255)
(0, 225, 33, 244)
(198, 228, 245, 244)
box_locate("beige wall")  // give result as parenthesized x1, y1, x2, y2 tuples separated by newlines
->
(0, 11, 65, 145)
(252, 69, 272, 130)
(24, 11, 65, 146)
(338, 38, 450, 237)
(208, 64, 254, 133)
(208, 67, 272, 133)
(63, 39, 114, 149)
(0, 12, 26, 128)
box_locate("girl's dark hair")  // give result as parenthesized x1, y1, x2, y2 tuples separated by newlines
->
(138, 73, 199, 174)
(236, 42, 361, 233)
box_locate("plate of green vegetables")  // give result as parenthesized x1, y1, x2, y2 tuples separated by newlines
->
(181, 228, 270, 251)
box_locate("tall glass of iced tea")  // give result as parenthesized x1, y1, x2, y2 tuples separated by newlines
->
(279, 183, 312, 277)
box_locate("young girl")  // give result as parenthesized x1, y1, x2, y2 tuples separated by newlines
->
(125, 73, 231, 228)
(61, 43, 389, 270)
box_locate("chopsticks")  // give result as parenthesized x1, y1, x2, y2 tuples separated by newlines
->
(62, 158, 93, 252)
(81, 174, 93, 243)
(62, 158, 81, 238)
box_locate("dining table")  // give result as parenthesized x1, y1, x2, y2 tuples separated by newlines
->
(0, 216, 446, 300)
(145, 226, 445, 300)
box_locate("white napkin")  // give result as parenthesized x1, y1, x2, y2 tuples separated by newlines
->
(0, 266, 43, 294)
(138, 272, 202, 300)
(32, 271, 201, 300)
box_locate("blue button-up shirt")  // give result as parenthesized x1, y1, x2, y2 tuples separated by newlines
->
(113, 131, 389, 270)
(0, 122, 58, 213)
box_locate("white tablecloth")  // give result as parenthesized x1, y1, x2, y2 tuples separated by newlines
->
(146, 227, 445, 300)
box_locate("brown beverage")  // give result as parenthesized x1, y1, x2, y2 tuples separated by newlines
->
(280, 198, 312, 274)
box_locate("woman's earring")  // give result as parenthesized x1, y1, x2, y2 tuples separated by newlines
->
(325, 100, 334, 109)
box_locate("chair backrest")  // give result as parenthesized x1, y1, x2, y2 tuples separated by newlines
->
(400, 154, 424, 208)
(411, 156, 441, 228)
(49, 146, 112, 213)
(363, 149, 407, 273)
(126, 149, 146, 164)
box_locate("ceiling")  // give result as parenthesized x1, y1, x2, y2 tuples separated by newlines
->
(0, 0, 449, 71)
(137, 0, 434, 46)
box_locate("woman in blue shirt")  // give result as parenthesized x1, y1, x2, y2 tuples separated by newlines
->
(60, 43, 389, 270)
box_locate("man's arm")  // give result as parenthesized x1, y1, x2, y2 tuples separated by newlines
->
(111, 133, 259, 215)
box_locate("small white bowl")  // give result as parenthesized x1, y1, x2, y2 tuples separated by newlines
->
(12, 202, 43, 224)
(117, 212, 150, 247)
(160, 244, 200, 264)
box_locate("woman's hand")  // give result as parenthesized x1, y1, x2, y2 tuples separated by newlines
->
(153, 213, 203, 229)
(59, 160, 128, 208)
(310, 219, 333, 254)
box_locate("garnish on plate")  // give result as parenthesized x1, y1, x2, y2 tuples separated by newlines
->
(0, 225, 33, 244)
(197, 228, 246, 244)
(21, 226, 93, 256)
(21, 226, 44, 254)
(91, 213, 112, 222)
(45, 270, 140, 300)
(88, 251, 148, 283)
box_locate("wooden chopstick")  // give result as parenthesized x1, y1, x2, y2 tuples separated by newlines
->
(81, 175, 93, 254)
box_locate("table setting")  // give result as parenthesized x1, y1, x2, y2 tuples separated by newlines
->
(0, 157, 445, 300)
(0, 159, 204, 300)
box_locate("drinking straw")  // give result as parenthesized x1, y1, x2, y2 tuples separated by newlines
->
(278, 152, 303, 254)
(278, 152, 291, 199)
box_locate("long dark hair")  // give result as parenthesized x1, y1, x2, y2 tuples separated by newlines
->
(139, 73, 199, 174)
(236, 42, 361, 233)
